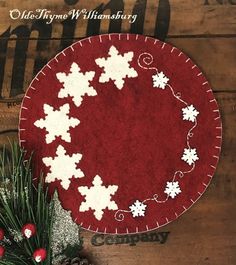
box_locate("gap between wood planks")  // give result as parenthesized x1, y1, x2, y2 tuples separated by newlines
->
(1, 34, 236, 41)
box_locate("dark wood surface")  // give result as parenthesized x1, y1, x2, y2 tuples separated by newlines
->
(0, 1, 235, 264)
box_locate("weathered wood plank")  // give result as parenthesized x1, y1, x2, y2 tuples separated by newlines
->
(0, 37, 235, 100)
(0, 92, 235, 265)
(75, 92, 236, 265)
(0, 0, 236, 39)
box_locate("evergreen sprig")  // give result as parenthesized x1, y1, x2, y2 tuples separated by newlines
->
(0, 143, 54, 265)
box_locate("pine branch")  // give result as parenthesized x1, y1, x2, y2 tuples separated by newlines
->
(0, 143, 54, 265)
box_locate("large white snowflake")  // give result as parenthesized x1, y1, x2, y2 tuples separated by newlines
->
(129, 200, 147, 218)
(164, 181, 181, 199)
(181, 148, 199, 165)
(78, 175, 118, 220)
(95, 45, 138, 90)
(182, 105, 199, 122)
(152, 72, 169, 89)
(34, 103, 80, 144)
(42, 145, 84, 190)
(56, 62, 96, 107)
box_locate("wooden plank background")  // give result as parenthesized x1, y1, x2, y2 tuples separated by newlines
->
(0, 0, 236, 264)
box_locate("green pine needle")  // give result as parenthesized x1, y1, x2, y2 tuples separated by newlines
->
(0, 143, 54, 265)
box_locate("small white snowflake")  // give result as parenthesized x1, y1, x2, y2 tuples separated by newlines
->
(164, 181, 181, 199)
(56, 62, 96, 107)
(95, 45, 138, 90)
(34, 103, 80, 144)
(43, 145, 84, 190)
(129, 200, 147, 218)
(182, 105, 199, 122)
(152, 72, 169, 89)
(181, 148, 199, 165)
(78, 175, 118, 221)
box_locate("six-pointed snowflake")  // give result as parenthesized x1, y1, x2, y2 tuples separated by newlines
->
(34, 103, 80, 144)
(129, 200, 147, 218)
(181, 148, 199, 165)
(152, 72, 169, 89)
(42, 145, 84, 190)
(78, 175, 118, 220)
(164, 181, 181, 199)
(33, 49, 201, 218)
(182, 105, 199, 122)
(95, 45, 138, 90)
(56, 62, 96, 107)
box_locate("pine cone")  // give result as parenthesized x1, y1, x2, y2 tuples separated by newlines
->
(60, 257, 92, 265)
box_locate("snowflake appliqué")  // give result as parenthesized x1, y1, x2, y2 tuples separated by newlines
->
(181, 148, 199, 165)
(129, 200, 147, 218)
(164, 181, 181, 199)
(42, 145, 84, 190)
(34, 103, 80, 144)
(78, 175, 118, 220)
(182, 105, 199, 122)
(152, 72, 169, 89)
(56, 62, 96, 107)
(95, 45, 138, 90)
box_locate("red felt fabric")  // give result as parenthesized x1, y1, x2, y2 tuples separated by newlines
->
(19, 34, 222, 234)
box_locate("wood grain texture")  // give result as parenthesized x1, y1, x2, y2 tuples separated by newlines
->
(1, 92, 235, 264)
(0, 0, 235, 264)
(0, 37, 235, 99)
(75, 92, 236, 265)
(0, 0, 236, 38)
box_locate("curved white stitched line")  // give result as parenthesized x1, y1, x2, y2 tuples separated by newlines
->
(186, 119, 198, 149)
(115, 50, 199, 222)
(167, 84, 188, 106)
(137, 52, 158, 72)
(115, 209, 132, 222)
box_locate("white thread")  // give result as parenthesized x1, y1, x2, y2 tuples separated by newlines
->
(115, 50, 202, 223)
(137, 52, 158, 72)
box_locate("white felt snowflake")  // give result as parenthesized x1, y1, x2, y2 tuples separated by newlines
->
(181, 148, 199, 165)
(182, 105, 199, 122)
(95, 45, 138, 90)
(152, 71, 169, 89)
(34, 103, 80, 144)
(129, 200, 147, 218)
(164, 181, 181, 199)
(78, 175, 118, 220)
(42, 145, 84, 190)
(56, 62, 96, 107)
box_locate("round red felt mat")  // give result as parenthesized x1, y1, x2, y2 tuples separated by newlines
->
(19, 34, 222, 234)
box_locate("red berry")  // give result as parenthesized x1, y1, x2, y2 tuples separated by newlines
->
(22, 223, 36, 239)
(0, 246, 5, 258)
(33, 248, 47, 263)
(0, 229, 4, 241)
